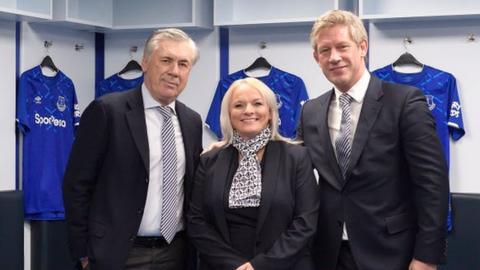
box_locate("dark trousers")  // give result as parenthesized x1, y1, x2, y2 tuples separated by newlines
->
(336, 241, 358, 270)
(125, 233, 187, 270)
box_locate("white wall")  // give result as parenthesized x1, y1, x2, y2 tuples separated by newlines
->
(20, 21, 96, 270)
(369, 19, 480, 193)
(104, 28, 220, 147)
(183, 29, 220, 146)
(0, 20, 16, 191)
(104, 31, 146, 77)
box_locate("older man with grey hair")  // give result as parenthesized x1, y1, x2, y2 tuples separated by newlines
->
(63, 28, 203, 270)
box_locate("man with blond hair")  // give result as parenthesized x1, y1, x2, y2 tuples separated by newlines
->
(297, 10, 449, 270)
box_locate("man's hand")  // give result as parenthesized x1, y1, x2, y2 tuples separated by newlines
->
(409, 259, 436, 270)
(80, 257, 89, 269)
(235, 262, 254, 270)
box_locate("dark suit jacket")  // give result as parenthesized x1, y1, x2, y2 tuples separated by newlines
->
(63, 86, 203, 270)
(297, 75, 449, 270)
(187, 141, 319, 270)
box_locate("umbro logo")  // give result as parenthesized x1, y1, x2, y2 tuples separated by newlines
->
(34, 96, 42, 104)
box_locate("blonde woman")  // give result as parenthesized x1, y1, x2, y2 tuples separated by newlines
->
(187, 78, 319, 270)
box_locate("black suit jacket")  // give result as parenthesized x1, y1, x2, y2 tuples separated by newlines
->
(187, 141, 319, 270)
(63, 86, 203, 270)
(297, 76, 449, 270)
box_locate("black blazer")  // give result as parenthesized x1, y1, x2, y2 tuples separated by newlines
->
(297, 75, 449, 270)
(63, 86, 203, 270)
(187, 141, 319, 270)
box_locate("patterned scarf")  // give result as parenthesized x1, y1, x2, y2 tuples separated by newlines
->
(228, 127, 271, 208)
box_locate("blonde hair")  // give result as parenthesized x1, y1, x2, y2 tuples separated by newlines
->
(143, 28, 199, 64)
(219, 78, 291, 145)
(310, 10, 367, 50)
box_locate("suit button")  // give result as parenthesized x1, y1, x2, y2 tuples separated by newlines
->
(129, 236, 136, 242)
(138, 209, 144, 215)
(145, 178, 149, 183)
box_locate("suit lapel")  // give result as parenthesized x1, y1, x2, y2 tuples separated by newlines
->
(210, 146, 235, 242)
(348, 76, 384, 178)
(256, 142, 279, 236)
(125, 87, 149, 173)
(316, 91, 344, 190)
(175, 101, 192, 179)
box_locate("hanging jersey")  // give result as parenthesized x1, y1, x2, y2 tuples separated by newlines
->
(206, 67, 309, 139)
(373, 64, 464, 164)
(373, 64, 465, 232)
(96, 73, 143, 98)
(17, 66, 80, 220)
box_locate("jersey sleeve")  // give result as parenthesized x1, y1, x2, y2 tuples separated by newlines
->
(72, 87, 81, 127)
(446, 75, 465, 141)
(205, 79, 230, 139)
(16, 72, 31, 134)
(294, 78, 309, 126)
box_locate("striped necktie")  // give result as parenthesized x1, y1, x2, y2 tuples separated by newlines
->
(158, 106, 178, 243)
(335, 93, 354, 180)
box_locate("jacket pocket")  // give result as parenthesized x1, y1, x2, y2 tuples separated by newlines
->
(385, 212, 415, 234)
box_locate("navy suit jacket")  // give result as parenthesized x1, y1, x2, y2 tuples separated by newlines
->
(63, 86, 203, 269)
(187, 141, 319, 270)
(297, 75, 449, 270)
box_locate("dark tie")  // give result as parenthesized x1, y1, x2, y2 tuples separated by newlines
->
(158, 106, 177, 243)
(335, 93, 354, 180)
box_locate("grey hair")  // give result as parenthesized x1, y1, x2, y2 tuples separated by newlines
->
(143, 28, 199, 64)
(219, 77, 292, 145)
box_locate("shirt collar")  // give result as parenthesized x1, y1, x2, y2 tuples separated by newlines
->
(141, 83, 176, 115)
(334, 70, 370, 103)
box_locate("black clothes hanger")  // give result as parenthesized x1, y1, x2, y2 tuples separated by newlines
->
(392, 36, 423, 68)
(392, 52, 423, 67)
(118, 60, 143, 75)
(244, 56, 272, 72)
(40, 55, 59, 72)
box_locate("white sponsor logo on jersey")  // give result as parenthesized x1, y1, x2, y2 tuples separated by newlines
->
(74, 104, 81, 118)
(450, 102, 461, 118)
(34, 113, 67, 128)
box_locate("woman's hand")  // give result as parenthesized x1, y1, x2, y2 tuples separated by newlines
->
(235, 262, 254, 270)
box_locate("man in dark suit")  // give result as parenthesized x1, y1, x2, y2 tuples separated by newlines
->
(63, 28, 203, 270)
(297, 10, 449, 270)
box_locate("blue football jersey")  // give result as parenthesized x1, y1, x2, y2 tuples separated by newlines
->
(17, 66, 80, 220)
(373, 64, 465, 231)
(373, 65, 465, 164)
(206, 67, 309, 139)
(96, 73, 143, 98)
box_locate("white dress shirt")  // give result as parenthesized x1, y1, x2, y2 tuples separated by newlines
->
(137, 84, 186, 236)
(328, 70, 370, 240)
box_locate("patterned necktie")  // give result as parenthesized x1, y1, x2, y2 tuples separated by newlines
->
(158, 106, 178, 243)
(335, 93, 354, 180)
